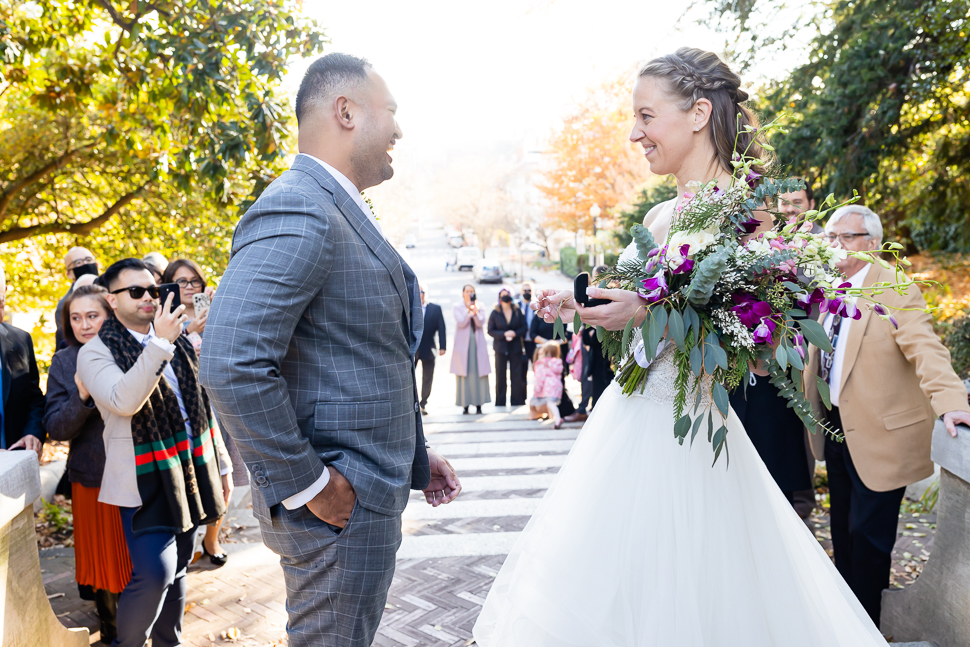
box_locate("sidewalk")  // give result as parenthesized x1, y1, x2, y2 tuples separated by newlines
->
(44, 400, 936, 645)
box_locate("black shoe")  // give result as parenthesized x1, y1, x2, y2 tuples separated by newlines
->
(202, 541, 229, 567)
(420, 406, 428, 416)
(476, 406, 483, 414)
(463, 406, 470, 415)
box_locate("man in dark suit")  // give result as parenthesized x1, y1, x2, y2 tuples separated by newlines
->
(517, 282, 535, 384)
(0, 265, 46, 452)
(417, 285, 446, 415)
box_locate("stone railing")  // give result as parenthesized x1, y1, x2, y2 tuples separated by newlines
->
(882, 421, 970, 647)
(0, 451, 88, 646)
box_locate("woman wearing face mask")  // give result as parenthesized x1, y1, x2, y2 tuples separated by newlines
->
(450, 284, 491, 415)
(43, 285, 132, 645)
(487, 287, 528, 408)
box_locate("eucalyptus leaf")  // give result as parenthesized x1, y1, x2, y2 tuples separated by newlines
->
(690, 345, 703, 377)
(631, 224, 658, 260)
(788, 345, 804, 370)
(596, 325, 605, 342)
(815, 375, 832, 410)
(785, 308, 807, 318)
(684, 304, 701, 341)
(707, 411, 714, 442)
(573, 311, 582, 333)
(668, 309, 686, 351)
(712, 382, 729, 418)
(674, 414, 691, 439)
(690, 413, 704, 446)
(622, 316, 635, 352)
(798, 318, 833, 353)
(776, 344, 788, 370)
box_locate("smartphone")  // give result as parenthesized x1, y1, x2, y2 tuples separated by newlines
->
(574, 272, 611, 307)
(193, 292, 211, 315)
(470, 293, 477, 303)
(157, 283, 182, 313)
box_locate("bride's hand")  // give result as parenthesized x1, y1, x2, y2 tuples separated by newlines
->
(534, 288, 575, 323)
(578, 287, 648, 331)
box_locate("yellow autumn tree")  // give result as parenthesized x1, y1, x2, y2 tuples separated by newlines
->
(540, 74, 653, 236)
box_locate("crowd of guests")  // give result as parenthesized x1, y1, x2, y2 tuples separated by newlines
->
(413, 279, 616, 421)
(1, 249, 244, 646)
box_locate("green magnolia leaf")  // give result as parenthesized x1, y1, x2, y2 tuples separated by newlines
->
(815, 375, 832, 410)
(776, 344, 788, 370)
(798, 318, 833, 353)
(668, 309, 686, 351)
(573, 311, 582, 333)
(712, 382, 729, 417)
(622, 316, 635, 352)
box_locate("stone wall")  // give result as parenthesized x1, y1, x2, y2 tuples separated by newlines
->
(0, 451, 88, 646)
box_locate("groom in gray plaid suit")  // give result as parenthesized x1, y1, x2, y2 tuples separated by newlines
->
(200, 53, 462, 647)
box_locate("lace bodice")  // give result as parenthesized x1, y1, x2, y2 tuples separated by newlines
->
(635, 336, 713, 408)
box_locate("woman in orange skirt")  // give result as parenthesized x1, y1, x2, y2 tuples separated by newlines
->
(43, 283, 132, 644)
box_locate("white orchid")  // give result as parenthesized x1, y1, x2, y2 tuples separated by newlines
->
(668, 224, 720, 257)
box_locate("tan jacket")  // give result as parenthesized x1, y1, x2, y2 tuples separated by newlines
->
(77, 335, 230, 508)
(805, 263, 969, 492)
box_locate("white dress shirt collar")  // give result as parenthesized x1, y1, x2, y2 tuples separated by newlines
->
(298, 153, 384, 237)
(823, 264, 871, 406)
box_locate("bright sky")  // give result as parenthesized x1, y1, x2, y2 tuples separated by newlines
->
(291, 0, 735, 162)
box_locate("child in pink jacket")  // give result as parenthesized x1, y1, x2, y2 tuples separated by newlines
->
(530, 341, 564, 428)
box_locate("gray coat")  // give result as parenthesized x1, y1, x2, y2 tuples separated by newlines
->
(199, 155, 429, 518)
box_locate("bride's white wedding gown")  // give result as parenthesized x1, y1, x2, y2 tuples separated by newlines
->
(472, 243, 888, 646)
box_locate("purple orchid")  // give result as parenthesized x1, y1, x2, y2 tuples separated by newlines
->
(796, 288, 825, 310)
(745, 170, 762, 188)
(753, 318, 777, 344)
(731, 293, 773, 329)
(737, 215, 761, 234)
(793, 333, 806, 359)
(669, 244, 695, 275)
(638, 273, 669, 304)
(872, 303, 899, 329)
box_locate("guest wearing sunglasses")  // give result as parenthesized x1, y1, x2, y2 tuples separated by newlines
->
(161, 258, 246, 567)
(81, 258, 233, 647)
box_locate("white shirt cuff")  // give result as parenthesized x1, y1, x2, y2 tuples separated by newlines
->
(281, 468, 331, 510)
(149, 336, 176, 352)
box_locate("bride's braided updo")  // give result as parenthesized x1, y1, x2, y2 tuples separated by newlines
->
(639, 47, 769, 176)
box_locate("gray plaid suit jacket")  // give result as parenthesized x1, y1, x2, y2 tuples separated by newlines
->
(200, 154, 430, 518)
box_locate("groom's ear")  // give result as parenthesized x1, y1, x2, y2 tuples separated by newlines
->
(334, 95, 357, 131)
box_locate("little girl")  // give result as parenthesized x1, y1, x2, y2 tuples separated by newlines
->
(530, 341, 564, 429)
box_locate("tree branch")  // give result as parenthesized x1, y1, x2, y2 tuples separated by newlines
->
(0, 144, 94, 220)
(0, 182, 150, 244)
(94, 0, 135, 31)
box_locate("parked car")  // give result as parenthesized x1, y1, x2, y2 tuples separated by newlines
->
(448, 234, 465, 248)
(404, 235, 417, 248)
(456, 246, 483, 271)
(474, 261, 503, 284)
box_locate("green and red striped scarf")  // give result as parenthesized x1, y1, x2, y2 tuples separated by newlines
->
(99, 315, 225, 536)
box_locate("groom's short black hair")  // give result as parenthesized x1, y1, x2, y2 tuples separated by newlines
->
(97, 258, 151, 292)
(295, 53, 372, 126)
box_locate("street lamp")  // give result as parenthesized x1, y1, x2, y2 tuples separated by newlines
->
(589, 204, 601, 268)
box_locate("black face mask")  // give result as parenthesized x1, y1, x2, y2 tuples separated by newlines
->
(522, 291, 532, 301)
(72, 263, 99, 280)
(501, 295, 513, 304)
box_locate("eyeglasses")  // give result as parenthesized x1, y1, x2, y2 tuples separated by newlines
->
(825, 232, 870, 244)
(68, 256, 96, 269)
(110, 285, 160, 300)
(175, 278, 204, 289)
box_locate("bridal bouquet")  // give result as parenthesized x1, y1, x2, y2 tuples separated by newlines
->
(557, 119, 926, 464)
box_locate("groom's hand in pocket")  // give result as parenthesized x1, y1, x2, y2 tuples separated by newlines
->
(306, 465, 357, 528)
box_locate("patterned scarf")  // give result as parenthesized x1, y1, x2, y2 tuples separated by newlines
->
(98, 315, 225, 535)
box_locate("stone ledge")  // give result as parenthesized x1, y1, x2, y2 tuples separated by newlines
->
(0, 450, 41, 527)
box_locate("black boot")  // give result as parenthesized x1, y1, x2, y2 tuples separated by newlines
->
(476, 406, 483, 414)
(462, 406, 469, 414)
(94, 589, 119, 645)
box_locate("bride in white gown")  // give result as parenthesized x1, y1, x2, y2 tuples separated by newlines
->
(472, 48, 888, 646)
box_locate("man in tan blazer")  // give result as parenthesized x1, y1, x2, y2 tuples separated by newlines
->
(805, 205, 970, 626)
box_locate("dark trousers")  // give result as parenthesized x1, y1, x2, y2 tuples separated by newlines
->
(494, 350, 526, 406)
(522, 340, 536, 384)
(824, 407, 905, 626)
(113, 507, 196, 647)
(418, 355, 435, 407)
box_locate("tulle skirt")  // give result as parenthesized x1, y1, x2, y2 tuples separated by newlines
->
(472, 380, 887, 646)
